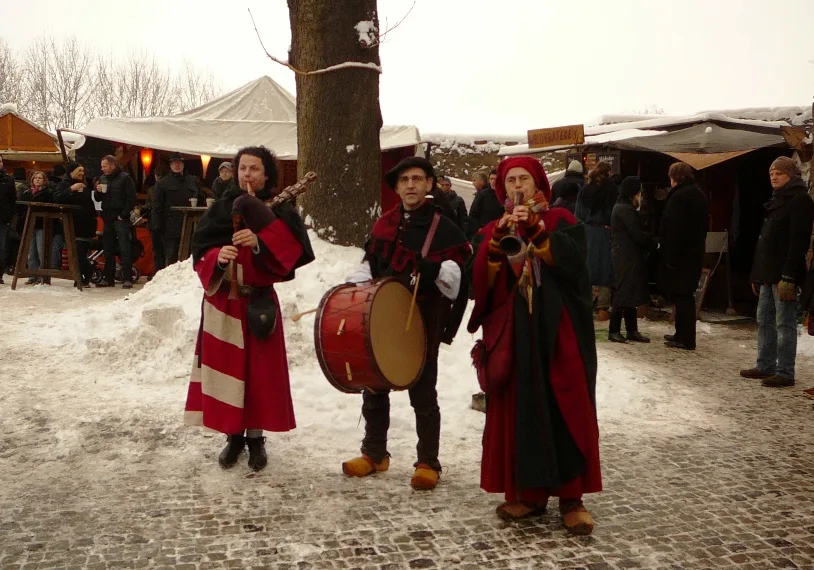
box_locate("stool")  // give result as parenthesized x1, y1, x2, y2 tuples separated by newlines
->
(173, 206, 207, 262)
(12, 201, 83, 290)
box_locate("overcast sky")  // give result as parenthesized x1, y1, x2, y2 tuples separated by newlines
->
(4, 0, 814, 136)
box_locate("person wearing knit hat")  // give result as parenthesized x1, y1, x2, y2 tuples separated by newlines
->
(551, 159, 586, 203)
(608, 176, 654, 344)
(467, 156, 601, 535)
(52, 160, 96, 285)
(212, 161, 233, 200)
(741, 155, 814, 388)
(341, 156, 471, 491)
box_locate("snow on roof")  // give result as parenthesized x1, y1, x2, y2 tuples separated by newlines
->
(424, 132, 527, 145)
(699, 106, 811, 126)
(499, 129, 666, 156)
(173, 75, 297, 122)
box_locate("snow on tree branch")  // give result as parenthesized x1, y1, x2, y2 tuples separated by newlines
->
(249, 9, 382, 76)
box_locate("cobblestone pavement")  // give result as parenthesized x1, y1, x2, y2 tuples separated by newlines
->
(2, 313, 814, 569)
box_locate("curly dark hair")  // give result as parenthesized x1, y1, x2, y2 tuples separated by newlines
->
(233, 146, 279, 193)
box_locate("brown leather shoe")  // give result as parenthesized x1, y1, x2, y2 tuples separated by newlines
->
(559, 499, 594, 536)
(410, 464, 439, 490)
(739, 367, 773, 379)
(342, 455, 389, 477)
(761, 375, 795, 388)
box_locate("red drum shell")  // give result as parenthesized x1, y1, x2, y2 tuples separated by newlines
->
(314, 278, 426, 393)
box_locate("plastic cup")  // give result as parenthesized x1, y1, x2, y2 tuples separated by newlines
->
(98, 184, 107, 193)
(206, 198, 215, 207)
(189, 198, 198, 207)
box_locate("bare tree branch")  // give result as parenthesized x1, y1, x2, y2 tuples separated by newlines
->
(375, 0, 416, 45)
(249, 8, 382, 75)
(0, 38, 23, 106)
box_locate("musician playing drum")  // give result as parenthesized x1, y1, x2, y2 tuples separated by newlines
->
(342, 157, 471, 490)
(184, 146, 314, 472)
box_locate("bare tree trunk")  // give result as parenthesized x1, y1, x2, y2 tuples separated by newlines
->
(288, 0, 383, 246)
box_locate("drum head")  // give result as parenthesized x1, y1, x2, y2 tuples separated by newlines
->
(369, 280, 426, 387)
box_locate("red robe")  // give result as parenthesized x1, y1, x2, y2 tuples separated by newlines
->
(184, 218, 303, 434)
(469, 208, 602, 502)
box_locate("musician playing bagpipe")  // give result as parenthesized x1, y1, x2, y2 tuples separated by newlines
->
(467, 156, 602, 534)
(342, 157, 471, 490)
(184, 146, 314, 472)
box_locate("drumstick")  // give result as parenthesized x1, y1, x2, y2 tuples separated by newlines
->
(405, 273, 420, 332)
(291, 308, 317, 322)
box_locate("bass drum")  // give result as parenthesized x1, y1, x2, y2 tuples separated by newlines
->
(314, 278, 426, 393)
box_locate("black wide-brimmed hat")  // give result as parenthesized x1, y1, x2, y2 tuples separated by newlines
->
(168, 152, 185, 163)
(384, 156, 436, 189)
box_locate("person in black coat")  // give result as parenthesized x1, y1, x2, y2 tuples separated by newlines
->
(437, 176, 469, 234)
(609, 177, 654, 343)
(94, 155, 137, 288)
(54, 161, 98, 285)
(550, 160, 585, 203)
(467, 171, 503, 240)
(743, 157, 814, 387)
(552, 181, 580, 214)
(0, 155, 16, 282)
(658, 162, 709, 350)
(151, 152, 204, 267)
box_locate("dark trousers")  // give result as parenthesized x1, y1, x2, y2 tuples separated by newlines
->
(361, 342, 442, 472)
(76, 239, 92, 283)
(609, 307, 638, 334)
(163, 236, 180, 266)
(671, 292, 697, 348)
(0, 222, 8, 274)
(102, 219, 132, 284)
(150, 230, 166, 272)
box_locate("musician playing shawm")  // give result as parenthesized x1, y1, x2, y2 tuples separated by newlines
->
(467, 156, 602, 534)
(342, 157, 471, 490)
(184, 146, 314, 472)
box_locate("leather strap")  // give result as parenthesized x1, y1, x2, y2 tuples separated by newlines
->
(420, 212, 442, 258)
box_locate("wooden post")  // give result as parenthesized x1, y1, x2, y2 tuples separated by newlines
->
(56, 129, 68, 164)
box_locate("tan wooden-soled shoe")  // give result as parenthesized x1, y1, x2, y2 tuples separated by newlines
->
(559, 499, 594, 536)
(342, 455, 389, 477)
(410, 464, 440, 490)
(495, 501, 548, 521)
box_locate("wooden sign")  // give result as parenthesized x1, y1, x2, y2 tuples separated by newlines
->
(527, 124, 585, 149)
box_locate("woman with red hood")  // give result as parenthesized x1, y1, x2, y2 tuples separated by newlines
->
(467, 156, 602, 535)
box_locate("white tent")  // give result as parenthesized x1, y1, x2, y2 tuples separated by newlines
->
(62, 76, 421, 159)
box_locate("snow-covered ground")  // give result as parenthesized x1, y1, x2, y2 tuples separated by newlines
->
(4, 232, 814, 568)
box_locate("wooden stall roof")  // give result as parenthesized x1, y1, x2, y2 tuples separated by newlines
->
(0, 110, 60, 153)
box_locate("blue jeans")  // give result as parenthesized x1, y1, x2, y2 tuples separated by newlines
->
(756, 284, 798, 379)
(28, 229, 44, 271)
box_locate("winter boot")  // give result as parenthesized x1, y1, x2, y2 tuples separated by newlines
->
(342, 455, 389, 477)
(608, 332, 627, 343)
(218, 434, 245, 469)
(246, 436, 268, 471)
(559, 498, 594, 536)
(627, 331, 650, 343)
(663, 334, 675, 342)
(410, 464, 440, 491)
